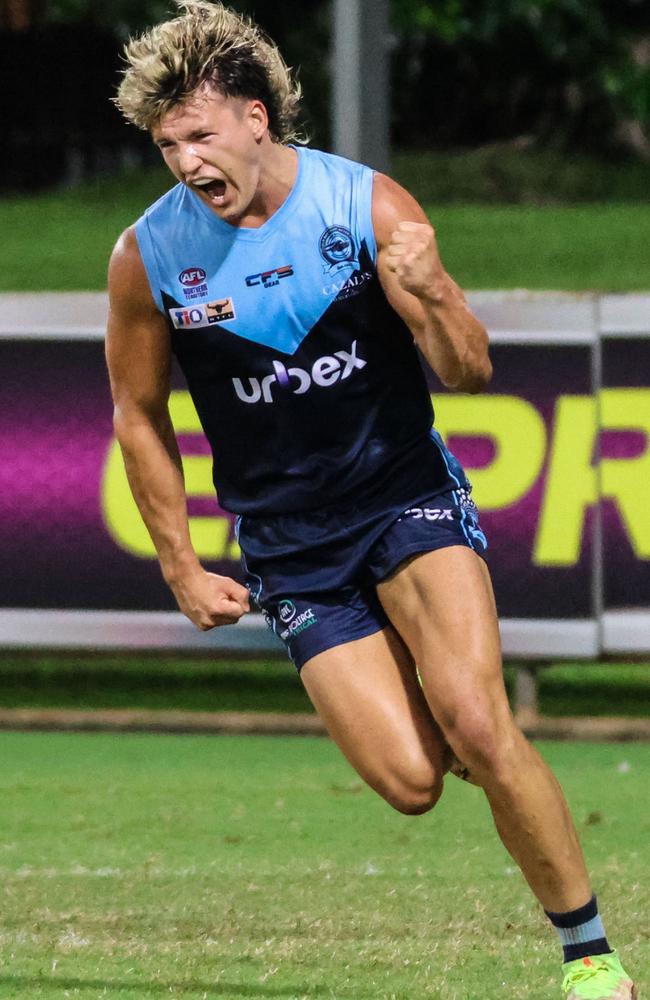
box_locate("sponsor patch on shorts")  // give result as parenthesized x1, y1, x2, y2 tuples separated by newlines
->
(399, 506, 454, 522)
(264, 599, 320, 643)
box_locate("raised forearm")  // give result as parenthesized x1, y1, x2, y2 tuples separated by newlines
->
(114, 406, 249, 628)
(417, 277, 492, 394)
(376, 187, 492, 394)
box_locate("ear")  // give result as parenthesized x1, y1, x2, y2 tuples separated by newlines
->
(247, 99, 269, 140)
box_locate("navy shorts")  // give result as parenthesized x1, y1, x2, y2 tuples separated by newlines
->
(237, 485, 488, 671)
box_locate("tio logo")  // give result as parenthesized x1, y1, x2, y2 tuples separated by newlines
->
(172, 306, 207, 329)
(232, 340, 367, 404)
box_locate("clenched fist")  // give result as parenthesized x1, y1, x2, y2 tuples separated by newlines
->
(385, 221, 445, 301)
(170, 568, 250, 631)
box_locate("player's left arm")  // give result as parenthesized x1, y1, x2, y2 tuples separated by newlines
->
(373, 173, 492, 393)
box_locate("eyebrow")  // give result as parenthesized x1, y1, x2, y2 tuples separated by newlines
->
(154, 128, 213, 146)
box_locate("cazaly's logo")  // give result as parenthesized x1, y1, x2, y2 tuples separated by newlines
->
(232, 340, 366, 404)
(323, 271, 373, 300)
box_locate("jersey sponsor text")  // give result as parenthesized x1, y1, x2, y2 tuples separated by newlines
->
(232, 340, 367, 404)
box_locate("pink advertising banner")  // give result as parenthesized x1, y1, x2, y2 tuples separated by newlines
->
(1, 310, 648, 653)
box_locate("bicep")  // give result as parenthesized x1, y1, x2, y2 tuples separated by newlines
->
(106, 229, 172, 417)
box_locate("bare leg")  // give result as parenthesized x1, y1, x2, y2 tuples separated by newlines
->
(301, 625, 449, 814)
(377, 546, 591, 912)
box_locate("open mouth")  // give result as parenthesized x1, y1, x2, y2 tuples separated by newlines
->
(192, 177, 228, 205)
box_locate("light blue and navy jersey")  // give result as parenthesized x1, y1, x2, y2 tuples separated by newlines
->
(135, 146, 460, 515)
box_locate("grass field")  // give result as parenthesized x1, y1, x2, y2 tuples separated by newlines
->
(0, 658, 649, 718)
(392, 147, 650, 206)
(1, 162, 649, 292)
(0, 732, 647, 1000)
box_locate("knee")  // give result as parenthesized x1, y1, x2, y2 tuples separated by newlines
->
(443, 708, 524, 787)
(382, 764, 444, 816)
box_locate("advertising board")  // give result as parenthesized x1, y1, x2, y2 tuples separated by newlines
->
(1, 293, 647, 654)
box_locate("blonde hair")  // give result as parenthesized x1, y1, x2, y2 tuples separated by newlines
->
(114, 0, 303, 143)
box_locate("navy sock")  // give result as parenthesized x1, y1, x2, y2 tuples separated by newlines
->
(545, 895, 612, 963)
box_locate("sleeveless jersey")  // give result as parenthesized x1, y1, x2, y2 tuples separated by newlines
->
(135, 146, 461, 516)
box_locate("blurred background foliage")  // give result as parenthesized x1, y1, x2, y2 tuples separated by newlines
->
(390, 0, 650, 160)
(1, 0, 649, 195)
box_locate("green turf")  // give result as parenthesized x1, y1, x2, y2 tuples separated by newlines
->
(393, 147, 650, 206)
(0, 732, 646, 999)
(0, 657, 648, 718)
(0, 170, 173, 293)
(1, 163, 649, 291)
(0, 656, 310, 714)
(430, 203, 650, 291)
(536, 663, 650, 719)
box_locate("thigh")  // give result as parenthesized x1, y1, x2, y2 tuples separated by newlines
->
(376, 547, 510, 736)
(301, 625, 448, 812)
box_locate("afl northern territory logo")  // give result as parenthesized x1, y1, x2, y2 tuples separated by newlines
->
(319, 225, 357, 273)
(179, 267, 207, 287)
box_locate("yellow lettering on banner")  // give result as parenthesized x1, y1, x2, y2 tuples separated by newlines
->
(601, 388, 650, 558)
(433, 395, 547, 509)
(102, 390, 239, 560)
(533, 396, 597, 566)
(102, 440, 156, 557)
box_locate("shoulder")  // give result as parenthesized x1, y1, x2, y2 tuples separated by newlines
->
(109, 225, 140, 268)
(300, 145, 374, 187)
(108, 226, 158, 319)
(106, 225, 170, 381)
(371, 173, 430, 250)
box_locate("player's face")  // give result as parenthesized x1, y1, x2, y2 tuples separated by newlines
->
(152, 83, 268, 225)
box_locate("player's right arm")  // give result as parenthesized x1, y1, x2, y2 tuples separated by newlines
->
(105, 228, 249, 629)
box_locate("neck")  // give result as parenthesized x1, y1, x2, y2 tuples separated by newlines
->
(238, 142, 298, 228)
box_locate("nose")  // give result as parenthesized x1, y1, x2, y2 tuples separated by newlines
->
(177, 143, 202, 177)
